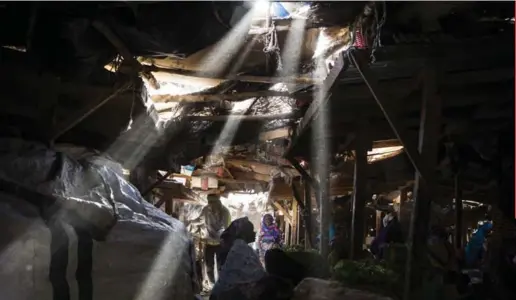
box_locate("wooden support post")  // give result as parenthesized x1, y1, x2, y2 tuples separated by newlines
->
(304, 181, 313, 249)
(264, 1, 273, 74)
(398, 188, 408, 221)
(454, 173, 463, 249)
(350, 123, 370, 260)
(317, 140, 331, 258)
(403, 65, 442, 300)
(165, 197, 173, 215)
(287, 156, 320, 208)
(375, 210, 382, 237)
(292, 200, 299, 245)
(285, 222, 291, 246)
(291, 182, 306, 211)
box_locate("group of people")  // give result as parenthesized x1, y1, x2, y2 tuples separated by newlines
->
(189, 194, 284, 297)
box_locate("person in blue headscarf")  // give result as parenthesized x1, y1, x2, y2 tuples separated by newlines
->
(464, 221, 493, 267)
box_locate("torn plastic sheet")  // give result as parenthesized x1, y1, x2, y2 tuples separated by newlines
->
(0, 138, 196, 300)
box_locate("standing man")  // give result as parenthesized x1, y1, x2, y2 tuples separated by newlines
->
(191, 194, 231, 291)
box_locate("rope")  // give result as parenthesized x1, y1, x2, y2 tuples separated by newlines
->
(370, 1, 387, 63)
(262, 22, 283, 72)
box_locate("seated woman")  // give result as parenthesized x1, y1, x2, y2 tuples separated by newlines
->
(257, 214, 282, 264)
(370, 210, 403, 260)
(464, 221, 492, 268)
(211, 217, 273, 300)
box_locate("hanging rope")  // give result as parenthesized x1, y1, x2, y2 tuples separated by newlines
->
(262, 22, 283, 72)
(370, 1, 387, 63)
(124, 84, 136, 132)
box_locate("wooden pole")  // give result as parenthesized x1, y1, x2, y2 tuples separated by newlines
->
(398, 188, 408, 221)
(292, 201, 299, 245)
(165, 197, 173, 215)
(454, 173, 463, 249)
(287, 156, 320, 208)
(264, 1, 273, 74)
(375, 210, 382, 237)
(350, 123, 369, 260)
(403, 65, 442, 300)
(304, 181, 313, 249)
(319, 173, 330, 258)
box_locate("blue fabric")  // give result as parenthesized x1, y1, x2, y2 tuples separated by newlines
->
(272, 2, 290, 18)
(329, 223, 336, 241)
(465, 222, 492, 265)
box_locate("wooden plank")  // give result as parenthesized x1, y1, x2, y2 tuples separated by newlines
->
(151, 91, 293, 103)
(259, 127, 291, 141)
(126, 64, 321, 85)
(304, 181, 313, 249)
(185, 113, 294, 121)
(403, 64, 442, 300)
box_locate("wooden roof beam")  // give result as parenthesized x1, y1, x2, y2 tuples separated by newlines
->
(259, 127, 291, 141)
(93, 21, 159, 89)
(151, 91, 294, 103)
(186, 113, 295, 121)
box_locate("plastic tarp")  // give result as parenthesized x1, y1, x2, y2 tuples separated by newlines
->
(0, 138, 196, 300)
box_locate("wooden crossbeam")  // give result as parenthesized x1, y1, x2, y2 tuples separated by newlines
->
(93, 20, 159, 89)
(151, 91, 293, 103)
(186, 113, 294, 121)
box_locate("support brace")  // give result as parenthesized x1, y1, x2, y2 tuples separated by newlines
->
(348, 50, 430, 182)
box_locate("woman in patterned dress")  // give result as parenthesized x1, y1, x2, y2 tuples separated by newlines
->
(257, 214, 283, 264)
